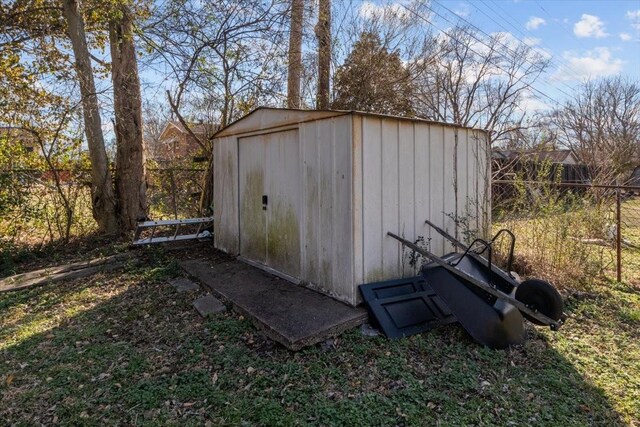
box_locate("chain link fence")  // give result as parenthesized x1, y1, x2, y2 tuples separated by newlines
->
(0, 167, 208, 245)
(492, 180, 640, 288)
(145, 167, 206, 220)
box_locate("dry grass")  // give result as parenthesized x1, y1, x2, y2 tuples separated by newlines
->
(493, 187, 640, 291)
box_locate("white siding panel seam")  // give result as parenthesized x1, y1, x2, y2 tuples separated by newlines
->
(412, 124, 417, 271)
(360, 118, 364, 284)
(454, 128, 459, 243)
(413, 123, 417, 261)
(427, 125, 432, 251)
(379, 119, 383, 278)
(396, 121, 401, 273)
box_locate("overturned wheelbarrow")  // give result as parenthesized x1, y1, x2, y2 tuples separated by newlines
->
(386, 221, 566, 349)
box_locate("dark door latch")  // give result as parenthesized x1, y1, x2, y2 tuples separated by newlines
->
(262, 195, 268, 210)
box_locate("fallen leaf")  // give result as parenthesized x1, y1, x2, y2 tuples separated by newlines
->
(6, 374, 14, 386)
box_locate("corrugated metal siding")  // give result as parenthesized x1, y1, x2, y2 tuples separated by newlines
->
(214, 115, 355, 304)
(353, 115, 490, 288)
(237, 129, 302, 278)
(300, 116, 353, 303)
(213, 136, 239, 253)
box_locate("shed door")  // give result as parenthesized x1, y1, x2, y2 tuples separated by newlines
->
(239, 129, 301, 278)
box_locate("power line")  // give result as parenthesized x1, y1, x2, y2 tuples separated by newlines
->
(430, 0, 580, 98)
(398, 3, 562, 106)
(531, 0, 600, 55)
(479, 0, 586, 85)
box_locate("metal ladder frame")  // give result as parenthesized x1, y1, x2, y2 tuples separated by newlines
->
(132, 217, 214, 245)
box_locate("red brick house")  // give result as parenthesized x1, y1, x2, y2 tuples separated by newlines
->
(151, 121, 215, 162)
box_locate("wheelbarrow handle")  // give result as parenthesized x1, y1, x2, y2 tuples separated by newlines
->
(424, 219, 468, 252)
(425, 220, 517, 281)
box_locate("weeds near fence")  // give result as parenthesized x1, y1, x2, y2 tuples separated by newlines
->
(0, 162, 207, 267)
(0, 171, 96, 246)
(146, 161, 206, 219)
(492, 178, 640, 290)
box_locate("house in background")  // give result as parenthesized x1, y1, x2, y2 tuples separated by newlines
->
(493, 149, 590, 184)
(147, 121, 216, 163)
(627, 166, 640, 188)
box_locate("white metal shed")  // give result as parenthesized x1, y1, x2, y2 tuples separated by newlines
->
(213, 107, 490, 306)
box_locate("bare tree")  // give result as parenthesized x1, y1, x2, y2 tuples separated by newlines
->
(315, 0, 331, 109)
(140, 0, 287, 214)
(143, 0, 287, 128)
(109, 4, 147, 229)
(412, 26, 550, 145)
(142, 101, 169, 161)
(287, 0, 304, 108)
(552, 77, 640, 183)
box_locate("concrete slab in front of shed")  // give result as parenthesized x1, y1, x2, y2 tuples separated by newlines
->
(168, 277, 199, 292)
(193, 294, 227, 317)
(180, 258, 367, 350)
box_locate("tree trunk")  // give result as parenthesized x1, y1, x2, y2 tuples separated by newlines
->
(287, 0, 304, 108)
(109, 5, 147, 231)
(316, 0, 331, 109)
(61, 0, 118, 234)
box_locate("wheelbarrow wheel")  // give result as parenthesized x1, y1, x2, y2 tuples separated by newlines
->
(515, 279, 563, 325)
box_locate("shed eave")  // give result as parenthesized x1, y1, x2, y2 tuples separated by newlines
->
(213, 107, 489, 139)
(212, 107, 348, 138)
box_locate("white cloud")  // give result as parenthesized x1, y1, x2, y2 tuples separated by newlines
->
(359, 1, 409, 21)
(523, 37, 541, 46)
(620, 32, 633, 41)
(517, 91, 552, 113)
(553, 47, 624, 81)
(526, 16, 546, 30)
(493, 31, 551, 59)
(454, 3, 470, 18)
(627, 10, 640, 30)
(573, 14, 609, 38)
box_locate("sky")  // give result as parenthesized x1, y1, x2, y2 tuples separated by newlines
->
(136, 0, 640, 120)
(399, 0, 640, 111)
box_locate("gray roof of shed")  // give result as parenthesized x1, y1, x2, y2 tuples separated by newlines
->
(214, 107, 488, 138)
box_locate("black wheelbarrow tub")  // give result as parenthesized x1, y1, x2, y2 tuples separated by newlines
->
(421, 253, 526, 349)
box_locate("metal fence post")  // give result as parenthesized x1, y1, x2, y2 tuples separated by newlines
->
(616, 188, 622, 283)
(170, 169, 178, 219)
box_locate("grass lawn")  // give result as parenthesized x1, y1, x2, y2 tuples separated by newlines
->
(1, 247, 639, 426)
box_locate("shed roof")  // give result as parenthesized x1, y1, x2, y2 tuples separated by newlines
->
(214, 107, 488, 138)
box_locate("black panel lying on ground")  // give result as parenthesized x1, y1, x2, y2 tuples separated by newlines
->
(359, 277, 456, 339)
